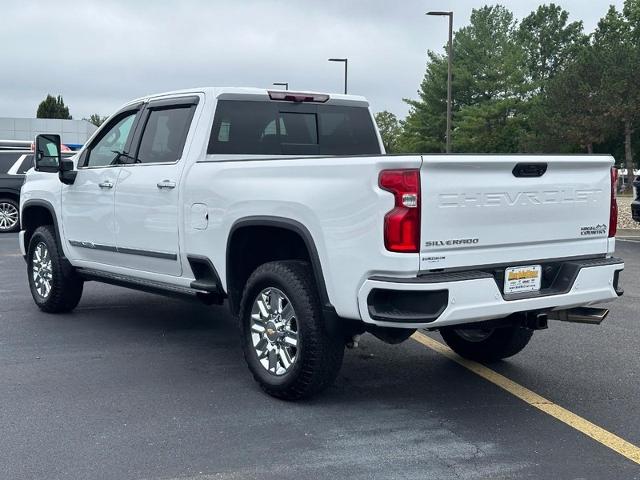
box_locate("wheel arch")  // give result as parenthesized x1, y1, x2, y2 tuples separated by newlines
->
(0, 189, 20, 202)
(20, 200, 65, 259)
(225, 216, 332, 316)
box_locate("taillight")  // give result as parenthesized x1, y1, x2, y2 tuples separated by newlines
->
(379, 169, 421, 252)
(609, 167, 618, 238)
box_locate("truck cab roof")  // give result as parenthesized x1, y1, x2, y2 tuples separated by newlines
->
(125, 87, 370, 108)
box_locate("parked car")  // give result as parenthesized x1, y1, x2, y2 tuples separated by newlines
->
(0, 148, 73, 232)
(632, 178, 640, 222)
(0, 150, 32, 232)
(18, 87, 624, 399)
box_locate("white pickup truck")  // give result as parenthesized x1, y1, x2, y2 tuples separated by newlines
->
(20, 87, 624, 400)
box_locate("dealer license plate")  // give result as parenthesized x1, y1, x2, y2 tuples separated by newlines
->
(504, 265, 541, 294)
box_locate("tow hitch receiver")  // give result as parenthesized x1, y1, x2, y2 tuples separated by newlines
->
(548, 307, 609, 325)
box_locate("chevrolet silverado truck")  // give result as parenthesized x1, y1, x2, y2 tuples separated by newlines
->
(19, 87, 624, 400)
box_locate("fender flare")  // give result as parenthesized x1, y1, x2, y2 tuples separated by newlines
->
(20, 199, 66, 260)
(226, 216, 333, 310)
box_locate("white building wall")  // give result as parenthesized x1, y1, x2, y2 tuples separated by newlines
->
(0, 117, 98, 145)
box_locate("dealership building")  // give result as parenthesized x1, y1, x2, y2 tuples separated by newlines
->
(0, 117, 97, 148)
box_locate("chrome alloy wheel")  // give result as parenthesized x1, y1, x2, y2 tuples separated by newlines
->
(454, 326, 495, 342)
(0, 202, 18, 231)
(250, 287, 299, 376)
(32, 242, 53, 298)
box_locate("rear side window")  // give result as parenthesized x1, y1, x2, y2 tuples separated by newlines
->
(0, 152, 23, 174)
(0, 152, 35, 175)
(208, 100, 381, 155)
(136, 106, 195, 164)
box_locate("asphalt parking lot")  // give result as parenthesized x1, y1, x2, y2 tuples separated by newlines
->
(1, 232, 639, 480)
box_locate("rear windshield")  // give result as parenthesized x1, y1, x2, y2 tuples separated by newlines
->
(208, 100, 381, 155)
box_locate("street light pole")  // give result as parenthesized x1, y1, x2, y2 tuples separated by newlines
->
(273, 82, 289, 90)
(427, 11, 453, 153)
(328, 58, 348, 94)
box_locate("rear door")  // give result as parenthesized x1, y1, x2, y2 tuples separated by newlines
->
(419, 155, 613, 271)
(113, 95, 199, 276)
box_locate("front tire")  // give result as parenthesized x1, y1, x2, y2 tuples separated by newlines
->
(27, 225, 84, 313)
(439, 324, 533, 362)
(240, 261, 344, 400)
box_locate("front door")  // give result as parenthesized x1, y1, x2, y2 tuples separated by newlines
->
(61, 107, 141, 265)
(114, 96, 199, 276)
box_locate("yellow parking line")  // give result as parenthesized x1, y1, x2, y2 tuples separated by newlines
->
(411, 331, 640, 465)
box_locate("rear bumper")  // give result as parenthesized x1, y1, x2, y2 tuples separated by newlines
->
(357, 257, 624, 329)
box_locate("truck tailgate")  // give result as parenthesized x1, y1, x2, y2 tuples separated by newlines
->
(419, 155, 614, 271)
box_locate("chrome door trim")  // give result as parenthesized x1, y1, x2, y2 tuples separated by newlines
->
(68, 240, 177, 260)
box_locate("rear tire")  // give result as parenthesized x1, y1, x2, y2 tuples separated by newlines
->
(439, 324, 533, 362)
(27, 225, 84, 313)
(0, 198, 19, 233)
(240, 260, 344, 400)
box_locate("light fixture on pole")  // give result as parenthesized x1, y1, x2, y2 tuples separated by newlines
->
(426, 11, 453, 153)
(328, 58, 348, 94)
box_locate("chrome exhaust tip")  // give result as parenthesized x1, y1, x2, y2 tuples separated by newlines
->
(549, 307, 609, 325)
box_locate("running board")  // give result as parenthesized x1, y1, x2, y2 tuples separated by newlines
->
(548, 307, 609, 325)
(77, 268, 224, 305)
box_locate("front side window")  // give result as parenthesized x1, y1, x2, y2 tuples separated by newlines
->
(136, 106, 195, 164)
(86, 112, 137, 167)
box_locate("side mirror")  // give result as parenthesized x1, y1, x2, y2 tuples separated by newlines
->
(34, 134, 61, 173)
(59, 158, 77, 185)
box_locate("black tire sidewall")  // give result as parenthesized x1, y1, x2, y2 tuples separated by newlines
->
(26, 225, 83, 313)
(27, 227, 58, 307)
(240, 267, 309, 390)
(440, 325, 533, 362)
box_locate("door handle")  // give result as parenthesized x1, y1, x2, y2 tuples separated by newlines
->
(157, 180, 176, 190)
(98, 180, 114, 189)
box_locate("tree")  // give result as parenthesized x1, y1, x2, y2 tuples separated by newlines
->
(592, 3, 640, 188)
(398, 51, 448, 152)
(508, 4, 586, 152)
(452, 6, 524, 105)
(453, 98, 527, 153)
(544, 47, 609, 153)
(517, 4, 586, 92)
(85, 114, 107, 127)
(400, 6, 525, 153)
(374, 111, 401, 152)
(399, 1, 638, 166)
(36, 94, 72, 119)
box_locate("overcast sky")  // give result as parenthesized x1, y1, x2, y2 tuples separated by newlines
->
(0, 0, 624, 121)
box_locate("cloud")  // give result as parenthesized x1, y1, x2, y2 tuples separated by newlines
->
(0, 0, 623, 120)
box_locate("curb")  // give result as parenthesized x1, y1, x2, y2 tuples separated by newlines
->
(617, 228, 640, 239)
